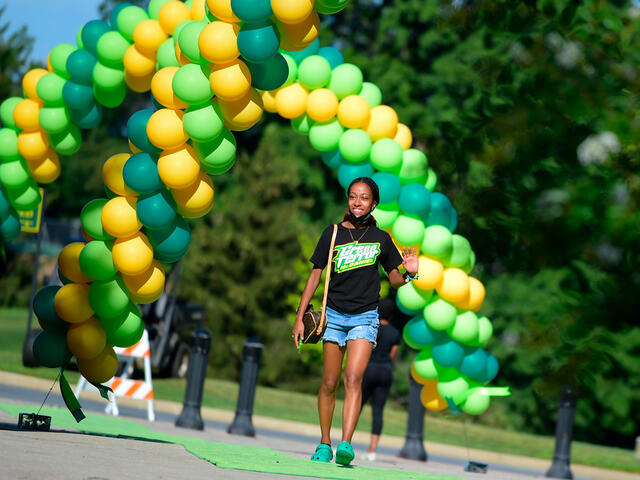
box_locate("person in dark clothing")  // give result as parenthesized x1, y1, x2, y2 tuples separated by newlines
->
(360, 297, 401, 461)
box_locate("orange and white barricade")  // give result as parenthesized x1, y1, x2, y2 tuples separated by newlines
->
(75, 329, 155, 421)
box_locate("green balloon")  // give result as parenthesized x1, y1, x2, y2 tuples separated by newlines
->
(0, 128, 20, 160)
(475, 316, 493, 347)
(173, 64, 213, 105)
(282, 53, 297, 87)
(81, 198, 112, 241)
(103, 305, 144, 347)
(392, 214, 425, 247)
(309, 119, 343, 152)
(297, 55, 331, 90)
(36, 73, 66, 106)
(0, 158, 30, 189)
(372, 205, 399, 230)
(93, 62, 125, 91)
(183, 101, 224, 142)
(39, 106, 71, 134)
(0, 97, 22, 130)
(157, 38, 180, 69)
(462, 391, 490, 415)
(370, 138, 403, 174)
(291, 114, 314, 135)
(193, 128, 237, 175)
(89, 276, 131, 319)
(448, 311, 479, 344)
(79, 240, 117, 281)
(178, 21, 206, 64)
(425, 168, 437, 192)
(49, 43, 77, 79)
(94, 83, 127, 108)
(327, 63, 363, 100)
(421, 225, 453, 259)
(33, 329, 72, 368)
(96, 31, 130, 67)
(398, 148, 428, 185)
(50, 124, 82, 155)
(8, 182, 41, 210)
(148, 0, 172, 20)
(413, 347, 440, 380)
(76, 26, 84, 49)
(33, 285, 68, 330)
(397, 282, 433, 312)
(423, 296, 457, 330)
(338, 128, 371, 163)
(461, 250, 476, 274)
(358, 81, 382, 108)
(117, 5, 149, 41)
(443, 234, 472, 268)
(437, 374, 469, 403)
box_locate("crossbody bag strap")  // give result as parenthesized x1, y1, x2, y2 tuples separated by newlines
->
(317, 224, 338, 335)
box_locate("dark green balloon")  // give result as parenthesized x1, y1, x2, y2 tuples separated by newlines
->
(33, 285, 68, 330)
(33, 329, 72, 368)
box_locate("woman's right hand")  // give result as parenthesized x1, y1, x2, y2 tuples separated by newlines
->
(292, 318, 304, 350)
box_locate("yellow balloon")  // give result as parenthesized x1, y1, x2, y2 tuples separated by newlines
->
(125, 71, 154, 93)
(13, 98, 41, 131)
(217, 88, 264, 131)
(22, 68, 48, 101)
(26, 148, 61, 184)
(58, 242, 91, 284)
(456, 276, 485, 312)
(172, 171, 214, 218)
(366, 105, 399, 141)
(271, 0, 314, 24)
(413, 256, 444, 292)
(158, 0, 191, 35)
(191, 0, 206, 20)
(54, 283, 94, 324)
(206, 0, 240, 23)
(158, 144, 201, 189)
(306, 88, 338, 122)
(337, 95, 371, 129)
(133, 19, 168, 55)
(67, 317, 107, 360)
(124, 45, 157, 77)
(437, 268, 470, 304)
(209, 59, 252, 101)
(276, 12, 320, 51)
(421, 382, 448, 412)
(101, 196, 142, 238)
(112, 231, 154, 276)
(146, 108, 188, 150)
(129, 139, 142, 154)
(18, 130, 49, 161)
(394, 123, 412, 150)
(122, 260, 166, 304)
(261, 89, 279, 113)
(199, 21, 240, 65)
(275, 83, 308, 119)
(151, 67, 188, 109)
(103, 153, 136, 197)
(77, 344, 118, 384)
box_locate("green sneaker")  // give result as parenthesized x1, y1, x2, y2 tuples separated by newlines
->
(335, 441, 354, 466)
(310, 443, 333, 462)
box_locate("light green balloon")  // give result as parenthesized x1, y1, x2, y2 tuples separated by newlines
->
(338, 128, 371, 164)
(94, 83, 127, 108)
(0, 128, 20, 160)
(172, 64, 212, 105)
(291, 114, 314, 135)
(39, 106, 71, 134)
(89, 276, 130, 320)
(397, 282, 433, 312)
(398, 148, 429, 185)
(309, 119, 344, 152)
(425, 167, 437, 192)
(36, 73, 66, 106)
(183, 101, 224, 142)
(148, 0, 172, 20)
(297, 55, 331, 90)
(49, 43, 76, 79)
(50, 124, 82, 155)
(178, 21, 206, 64)
(421, 225, 453, 259)
(8, 181, 41, 210)
(475, 316, 493, 347)
(413, 347, 442, 380)
(372, 205, 399, 229)
(0, 158, 30, 189)
(193, 129, 237, 175)
(461, 250, 476, 274)
(117, 5, 149, 42)
(370, 138, 403, 173)
(282, 54, 297, 87)
(96, 31, 130, 67)
(462, 392, 490, 415)
(437, 374, 469, 403)
(76, 26, 84, 48)
(93, 62, 125, 91)
(79, 240, 117, 281)
(423, 296, 457, 330)
(443, 234, 472, 268)
(0, 97, 22, 130)
(157, 38, 180, 69)
(358, 82, 382, 108)
(392, 214, 425, 247)
(448, 311, 479, 344)
(327, 63, 363, 99)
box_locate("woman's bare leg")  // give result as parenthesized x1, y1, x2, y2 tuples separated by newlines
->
(341, 338, 373, 442)
(368, 433, 380, 453)
(318, 341, 346, 445)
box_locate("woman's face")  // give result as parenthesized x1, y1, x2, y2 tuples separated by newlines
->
(348, 182, 377, 217)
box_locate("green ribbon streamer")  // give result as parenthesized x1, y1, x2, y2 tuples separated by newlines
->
(59, 368, 85, 423)
(91, 382, 113, 401)
(445, 386, 511, 415)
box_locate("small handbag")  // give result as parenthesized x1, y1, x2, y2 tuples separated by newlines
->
(302, 224, 338, 344)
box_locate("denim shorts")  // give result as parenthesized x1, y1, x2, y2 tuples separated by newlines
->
(322, 306, 379, 347)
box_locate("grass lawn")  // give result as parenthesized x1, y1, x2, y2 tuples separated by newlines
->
(1, 307, 638, 473)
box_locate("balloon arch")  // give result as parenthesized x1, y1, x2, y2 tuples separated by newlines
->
(0, 0, 509, 417)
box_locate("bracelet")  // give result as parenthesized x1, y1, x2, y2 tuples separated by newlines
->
(404, 272, 419, 283)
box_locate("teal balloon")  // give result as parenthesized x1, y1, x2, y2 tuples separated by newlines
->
(92, 62, 125, 91)
(0, 97, 22, 130)
(173, 64, 213, 106)
(483, 354, 499, 382)
(89, 276, 130, 319)
(193, 129, 237, 175)
(403, 315, 446, 350)
(79, 240, 117, 281)
(0, 158, 30, 189)
(432, 339, 464, 368)
(459, 347, 489, 381)
(0, 210, 20, 241)
(246, 53, 289, 91)
(450, 208, 458, 232)
(96, 31, 130, 67)
(399, 183, 431, 218)
(49, 43, 76, 79)
(297, 55, 331, 90)
(50, 124, 82, 155)
(80, 198, 112, 241)
(81, 20, 111, 56)
(66, 49, 98, 85)
(178, 21, 206, 64)
(327, 63, 363, 99)
(283, 38, 319, 64)
(183, 102, 224, 143)
(371, 172, 401, 205)
(338, 129, 371, 163)
(309, 119, 343, 152)
(321, 149, 342, 169)
(33, 286, 67, 330)
(36, 73, 66, 106)
(0, 186, 9, 220)
(94, 83, 126, 108)
(0, 128, 20, 160)
(123, 153, 161, 195)
(238, 22, 280, 64)
(136, 189, 177, 230)
(33, 329, 72, 368)
(337, 162, 374, 189)
(318, 46, 344, 69)
(62, 81, 95, 110)
(147, 216, 191, 263)
(425, 193, 455, 230)
(70, 102, 103, 129)
(39, 106, 71, 134)
(231, 0, 272, 23)
(127, 109, 161, 154)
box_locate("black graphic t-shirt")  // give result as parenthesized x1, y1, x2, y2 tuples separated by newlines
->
(310, 224, 403, 314)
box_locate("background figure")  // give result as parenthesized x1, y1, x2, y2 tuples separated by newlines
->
(360, 297, 401, 461)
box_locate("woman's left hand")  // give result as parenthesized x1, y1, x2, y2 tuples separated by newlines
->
(402, 247, 419, 276)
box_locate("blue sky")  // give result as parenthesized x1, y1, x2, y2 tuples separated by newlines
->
(2, 0, 104, 63)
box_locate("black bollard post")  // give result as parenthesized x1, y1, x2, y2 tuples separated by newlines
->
(398, 374, 428, 461)
(175, 328, 211, 430)
(227, 338, 263, 437)
(546, 386, 577, 479)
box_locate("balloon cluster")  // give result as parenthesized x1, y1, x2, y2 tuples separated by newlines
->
(2, 0, 508, 413)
